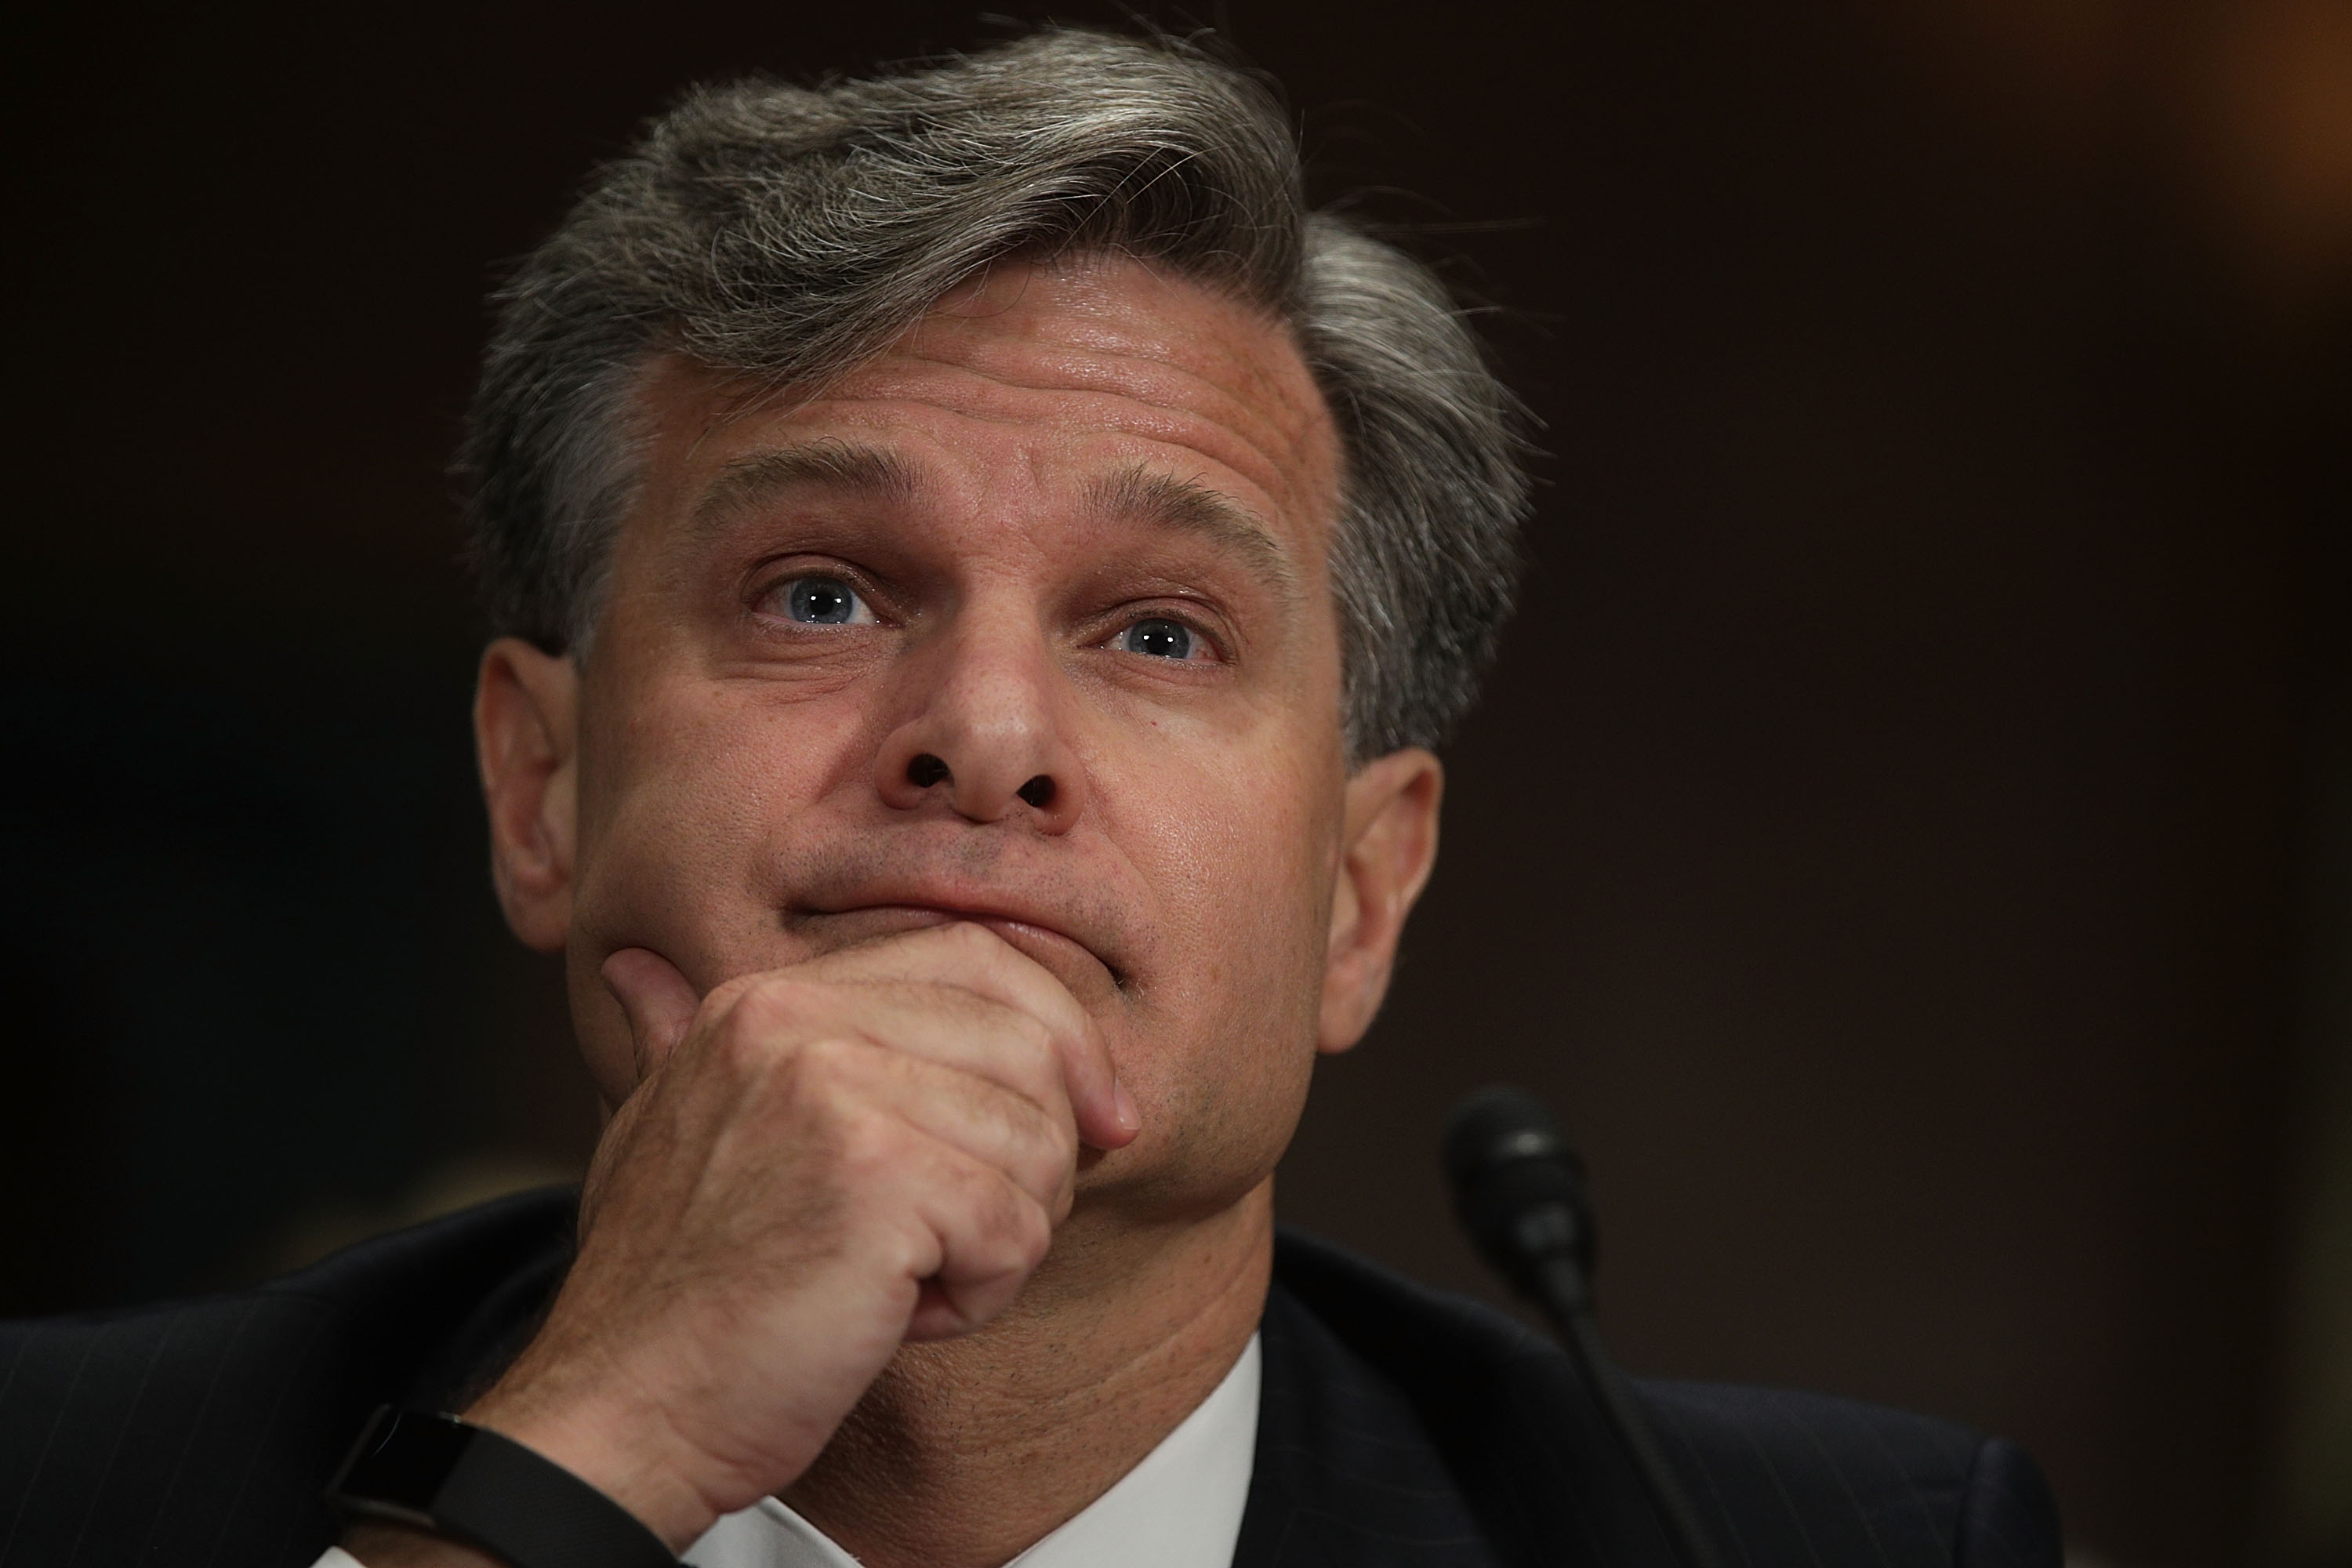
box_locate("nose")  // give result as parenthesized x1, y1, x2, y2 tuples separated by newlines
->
(873, 618, 1085, 833)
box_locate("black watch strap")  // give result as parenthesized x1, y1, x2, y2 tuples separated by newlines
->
(327, 1406, 678, 1568)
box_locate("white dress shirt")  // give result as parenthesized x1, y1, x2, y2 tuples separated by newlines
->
(318, 1333, 1260, 1568)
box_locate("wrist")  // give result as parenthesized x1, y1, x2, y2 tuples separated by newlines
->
(341, 1519, 507, 1567)
(462, 1385, 721, 1552)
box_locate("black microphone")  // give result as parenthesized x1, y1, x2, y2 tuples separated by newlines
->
(1443, 1087, 1726, 1568)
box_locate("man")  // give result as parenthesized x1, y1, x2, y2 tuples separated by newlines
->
(0, 28, 2059, 1568)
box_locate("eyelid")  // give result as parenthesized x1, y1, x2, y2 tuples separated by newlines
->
(1105, 602, 1229, 662)
(748, 557, 897, 625)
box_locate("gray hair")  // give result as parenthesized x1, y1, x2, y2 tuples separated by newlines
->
(462, 27, 1530, 760)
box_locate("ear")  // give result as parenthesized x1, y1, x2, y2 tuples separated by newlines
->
(1319, 747, 1444, 1054)
(474, 637, 581, 954)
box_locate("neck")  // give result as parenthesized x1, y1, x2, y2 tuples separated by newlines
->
(782, 1179, 1275, 1568)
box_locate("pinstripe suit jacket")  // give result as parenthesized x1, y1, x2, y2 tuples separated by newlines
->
(0, 1189, 2059, 1568)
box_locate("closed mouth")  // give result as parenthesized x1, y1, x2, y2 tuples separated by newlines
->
(785, 900, 1131, 995)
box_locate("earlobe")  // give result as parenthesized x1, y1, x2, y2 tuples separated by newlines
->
(1318, 748, 1444, 1055)
(474, 637, 582, 953)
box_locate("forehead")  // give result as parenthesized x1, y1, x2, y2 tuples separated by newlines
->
(627, 255, 1341, 559)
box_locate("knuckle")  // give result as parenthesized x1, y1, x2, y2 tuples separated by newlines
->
(779, 1033, 866, 1102)
(1009, 1011, 1054, 1055)
(1015, 1148, 1070, 1210)
(986, 1160, 1038, 1222)
(701, 972, 763, 1015)
(878, 1210, 946, 1283)
(712, 1017, 775, 1078)
(736, 974, 821, 1030)
(959, 1175, 1046, 1266)
(707, 979, 826, 1071)
(833, 1106, 905, 1178)
(1016, 1094, 1077, 1160)
(1004, 1191, 1052, 1269)
(1003, 1016, 1064, 1097)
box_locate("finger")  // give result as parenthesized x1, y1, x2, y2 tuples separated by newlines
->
(604, 946, 701, 1077)
(799, 924, 1137, 1151)
(895, 1144, 1054, 1339)
(728, 976, 1072, 1130)
(783, 1036, 1077, 1218)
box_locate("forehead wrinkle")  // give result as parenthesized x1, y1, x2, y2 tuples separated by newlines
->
(1084, 463, 1300, 601)
(837, 350, 1330, 536)
(888, 334, 1325, 473)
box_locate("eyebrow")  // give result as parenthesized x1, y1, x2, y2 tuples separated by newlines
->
(1083, 463, 1299, 599)
(688, 440, 1299, 598)
(688, 439, 923, 536)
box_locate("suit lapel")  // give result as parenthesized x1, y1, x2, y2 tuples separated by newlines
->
(1251, 1232, 1690, 1568)
(1231, 1284, 1499, 1568)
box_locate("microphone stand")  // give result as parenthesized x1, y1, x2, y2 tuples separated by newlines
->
(1526, 1247, 1725, 1568)
(1446, 1090, 1726, 1568)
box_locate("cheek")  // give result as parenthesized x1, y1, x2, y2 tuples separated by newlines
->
(563, 673, 867, 1097)
(575, 700, 778, 955)
(1156, 802, 1328, 1005)
(1107, 731, 1340, 1187)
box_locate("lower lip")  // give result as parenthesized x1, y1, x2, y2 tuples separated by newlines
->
(801, 906, 1124, 990)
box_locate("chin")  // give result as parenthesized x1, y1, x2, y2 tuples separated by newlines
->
(1069, 1095, 1294, 1229)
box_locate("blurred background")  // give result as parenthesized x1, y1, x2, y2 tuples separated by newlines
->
(6, 2, 2347, 1564)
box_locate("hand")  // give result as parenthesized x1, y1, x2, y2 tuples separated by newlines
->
(453, 921, 1137, 1552)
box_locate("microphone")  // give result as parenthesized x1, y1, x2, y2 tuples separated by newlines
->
(1443, 1087, 1726, 1568)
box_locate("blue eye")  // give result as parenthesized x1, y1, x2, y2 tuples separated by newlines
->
(780, 577, 872, 626)
(1120, 618, 1196, 659)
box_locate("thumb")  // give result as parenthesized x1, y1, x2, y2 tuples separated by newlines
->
(601, 946, 701, 1076)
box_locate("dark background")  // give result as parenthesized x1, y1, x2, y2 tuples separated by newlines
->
(7, 4, 2348, 1566)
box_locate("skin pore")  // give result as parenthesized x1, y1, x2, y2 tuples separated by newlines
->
(354, 254, 1443, 1568)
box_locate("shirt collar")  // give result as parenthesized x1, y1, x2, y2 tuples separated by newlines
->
(684, 1334, 1262, 1568)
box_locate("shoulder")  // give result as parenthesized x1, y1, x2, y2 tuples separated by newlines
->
(1268, 1229, 2060, 1568)
(1635, 1381, 2060, 1568)
(0, 1186, 575, 1568)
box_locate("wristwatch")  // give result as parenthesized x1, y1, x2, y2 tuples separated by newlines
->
(326, 1406, 678, 1568)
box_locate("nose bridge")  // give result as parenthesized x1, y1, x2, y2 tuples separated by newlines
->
(935, 601, 1056, 742)
(875, 588, 1083, 827)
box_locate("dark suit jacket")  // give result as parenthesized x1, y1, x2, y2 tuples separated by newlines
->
(0, 1189, 2059, 1568)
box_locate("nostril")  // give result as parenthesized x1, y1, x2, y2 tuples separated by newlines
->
(1016, 775, 1056, 809)
(907, 753, 951, 789)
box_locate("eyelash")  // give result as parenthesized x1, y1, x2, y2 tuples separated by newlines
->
(746, 563, 1229, 662)
(749, 563, 891, 626)
(1104, 605, 1225, 662)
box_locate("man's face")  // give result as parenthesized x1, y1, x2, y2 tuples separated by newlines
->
(489, 255, 1428, 1223)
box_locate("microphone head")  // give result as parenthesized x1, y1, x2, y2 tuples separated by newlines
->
(1441, 1085, 1596, 1301)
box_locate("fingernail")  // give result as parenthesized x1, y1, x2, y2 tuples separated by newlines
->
(1113, 1080, 1142, 1134)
